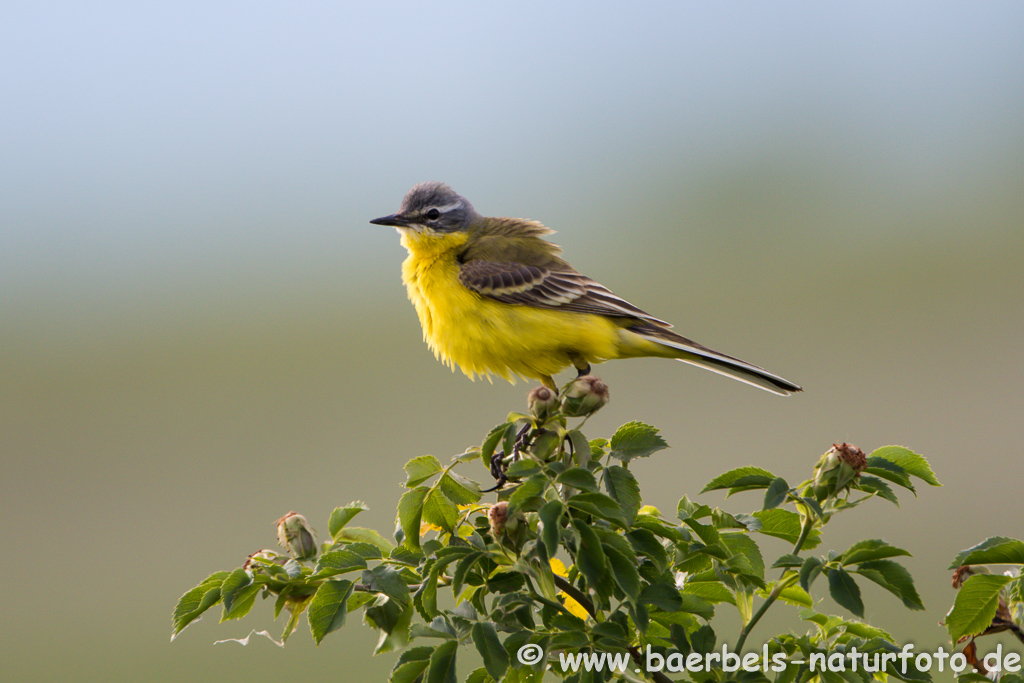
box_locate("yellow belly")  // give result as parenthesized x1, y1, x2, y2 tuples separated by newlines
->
(400, 233, 625, 383)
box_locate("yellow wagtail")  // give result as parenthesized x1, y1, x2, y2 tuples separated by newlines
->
(371, 182, 801, 396)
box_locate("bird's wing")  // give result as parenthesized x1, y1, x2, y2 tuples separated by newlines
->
(458, 260, 671, 327)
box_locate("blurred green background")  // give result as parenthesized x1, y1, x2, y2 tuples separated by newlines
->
(3, 2, 1022, 681)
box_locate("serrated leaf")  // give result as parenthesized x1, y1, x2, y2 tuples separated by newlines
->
(405, 455, 444, 488)
(701, 466, 777, 493)
(603, 465, 642, 527)
(760, 581, 813, 608)
(555, 467, 599, 491)
(398, 487, 429, 549)
(854, 475, 900, 505)
(604, 545, 641, 602)
(690, 624, 716, 654)
(422, 487, 459, 534)
(854, 559, 924, 610)
(362, 565, 412, 607)
(868, 446, 940, 486)
(864, 458, 916, 492)
(841, 539, 912, 566)
(334, 526, 395, 554)
(171, 570, 230, 636)
(314, 548, 369, 577)
(308, 579, 354, 644)
(627, 529, 670, 574)
(639, 582, 683, 611)
(426, 639, 458, 683)
(439, 471, 482, 505)
(773, 554, 804, 568)
(328, 501, 370, 537)
(752, 509, 821, 549)
(763, 477, 790, 509)
(472, 622, 510, 680)
(538, 499, 564, 558)
(681, 578, 736, 605)
(946, 573, 1013, 642)
(390, 658, 431, 683)
(800, 556, 824, 592)
(949, 537, 1024, 568)
(572, 519, 607, 591)
(721, 533, 765, 581)
(608, 421, 668, 463)
(507, 474, 548, 516)
(827, 567, 864, 617)
(567, 492, 629, 528)
(219, 568, 254, 617)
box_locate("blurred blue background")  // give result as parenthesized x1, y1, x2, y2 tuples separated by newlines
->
(2, 2, 1022, 680)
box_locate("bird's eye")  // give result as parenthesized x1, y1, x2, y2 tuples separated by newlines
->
(425, 208, 441, 220)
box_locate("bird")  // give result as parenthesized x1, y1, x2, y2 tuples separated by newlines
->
(370, 182, 802, 396)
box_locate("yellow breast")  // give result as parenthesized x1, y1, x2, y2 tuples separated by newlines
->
(398, 229, 622, 383)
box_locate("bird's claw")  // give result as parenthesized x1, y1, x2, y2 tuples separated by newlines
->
(482, 422, 532, 492)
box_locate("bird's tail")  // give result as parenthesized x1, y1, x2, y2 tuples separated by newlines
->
(628, 324, 802, 397)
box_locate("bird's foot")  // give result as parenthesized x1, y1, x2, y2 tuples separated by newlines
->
(482, 422, 532, 492)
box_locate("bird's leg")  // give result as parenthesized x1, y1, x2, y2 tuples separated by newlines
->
(569, 353, 591, 378)
(483, 422, 533, 492)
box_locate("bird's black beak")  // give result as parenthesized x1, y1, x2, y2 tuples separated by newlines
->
(369, 213, 410, 227)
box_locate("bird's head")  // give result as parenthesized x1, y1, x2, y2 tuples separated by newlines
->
(370, 182, 480, 235)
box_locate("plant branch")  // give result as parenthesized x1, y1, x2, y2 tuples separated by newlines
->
(734, 513, 816, 653)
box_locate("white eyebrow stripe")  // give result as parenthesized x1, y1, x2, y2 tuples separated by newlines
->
(432, 201, 463, 214)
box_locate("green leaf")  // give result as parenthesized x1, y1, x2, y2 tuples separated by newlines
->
(405, 455, 444, 487)
(763, 477, 790, 509)
(463, 668, 496, 683)
(640, 582, 683, 611)
(868, 446, 940, 486)
(426, 639, 458, 683)
(398, 487, 429, 550)
(627, 529, 670, 574)
(680, 579, 736, 605)
(841, 539, 912, 566)
(415, 565, 440, 620)
(422, 487, 460, 534)
(853, 560, 924, 610)
(334, 526, 395, 554)
(690, 624, 716, 654)
(572, 519, 607, 591)
(701, 466, 777, 493)
(752, 509, 820, 549)
(328, 501, 370, 537)
(760, 582, 813, 608)
(439, 471, 482, 505)
(505, 459, 541, 479)
(472, 622, 510, 681)
(538, 499, 564, 558)
(603, 465, 642, 527)
(308, 579, 354, 644)
(171, 570, 230, 636)
(864, 458, 915, 492)
(555, 467, 599, 491)
(565, 430, 591, 465)
(800, 556, 824, 592)
(314, 548, 369, 577)
(362, 565, 412, 607)
(604, 545, 641, 602)
(946, 573, 1013, 643)
(773, 554, 804, 568)
(608, 421, 668, 463)
(567, 492, 629, 528)
(219, 568, 255, 617)
(390, 646, 434, 683)
(853, 475, 900, 505)
(721, 533, 765, 581)
(827, 567, 864, 617)
(949, 537, 1024, 568)
(507, 474, 547, 516)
